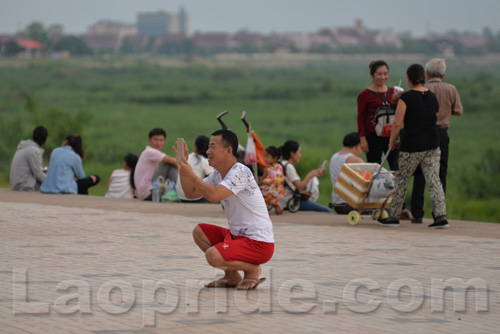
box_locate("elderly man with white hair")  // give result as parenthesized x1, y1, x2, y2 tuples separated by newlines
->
(410, 58, 463, 224)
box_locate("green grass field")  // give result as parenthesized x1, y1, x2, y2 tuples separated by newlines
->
(1, 55, 499, 222)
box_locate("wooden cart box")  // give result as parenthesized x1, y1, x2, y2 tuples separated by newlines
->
(333, 163, 393, 209)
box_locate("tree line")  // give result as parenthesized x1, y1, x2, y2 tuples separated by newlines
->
(3, 21, 500, 57)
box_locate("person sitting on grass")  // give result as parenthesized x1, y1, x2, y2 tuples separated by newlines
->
(10, 125, 48, 191)
(176, 135, 214, 203)
(105, 153, 138, 199)
(134, 128, 177, 201)
(279, 140, 331, 213)
(175, 130, 274, 290)
(40, 135, 100, 195)
(329, 132, 365, 214)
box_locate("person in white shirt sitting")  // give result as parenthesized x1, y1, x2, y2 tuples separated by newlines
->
(176, 135, 214, 203)
(105, 153, 138, 199)
(329, 132, 364, 214)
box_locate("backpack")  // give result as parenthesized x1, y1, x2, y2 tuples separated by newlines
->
(367, 89, 396, 137)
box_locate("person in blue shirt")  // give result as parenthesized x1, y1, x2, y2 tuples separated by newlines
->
(40, 135, 100, 195)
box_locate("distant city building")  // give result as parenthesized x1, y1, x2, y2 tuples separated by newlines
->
(17, 39, 43, 50)
(83, 33, 120, 52)
(231, 31, 264, 50)
(153, 33, 187, 48)
(317, 19, 402, 50)
(122, 34, 151, 53)
(193, 32, 230, 50)
(137, 7, 189, 37)
(85, 20, 137, 52)
(47, 24, 64, 43)
(178, 6, 189, 35)
(1, 12, 495, 56)
(0, 35, 44, 57)
(87, 20, 137, 35)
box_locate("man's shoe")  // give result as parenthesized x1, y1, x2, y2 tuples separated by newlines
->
(411, 217, 423, 224)
(400, 209, 413, 221)
(428, 220, 449, 229)
(377, 217, 400, 227)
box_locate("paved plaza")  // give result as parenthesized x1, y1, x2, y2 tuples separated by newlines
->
(0, 189, 499, 333)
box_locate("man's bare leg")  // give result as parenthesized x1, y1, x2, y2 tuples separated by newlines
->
(205, 247, 262, 290)
(193, 225, 243, 287)
(192, 225, 212, 252)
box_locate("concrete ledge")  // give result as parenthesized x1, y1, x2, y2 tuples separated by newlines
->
(1, 188, 498, 239)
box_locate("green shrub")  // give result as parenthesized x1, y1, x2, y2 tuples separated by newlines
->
(461, 148, 500, 199)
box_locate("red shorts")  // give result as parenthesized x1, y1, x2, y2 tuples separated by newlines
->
(198, 223, 274, 265)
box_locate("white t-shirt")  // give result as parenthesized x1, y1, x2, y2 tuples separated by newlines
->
(204, 163, 274, 243)
(279, 161, 300, 208)
(105, 169, 134, 199)
(329, 152, 354, 205)
(176, 152, 214, 200)
(134, 146, 166, 200)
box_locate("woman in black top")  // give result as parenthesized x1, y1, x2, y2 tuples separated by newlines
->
(378, 64, 448, 229)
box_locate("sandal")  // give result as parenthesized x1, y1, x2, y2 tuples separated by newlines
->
(205, 280, 238, 288)
(236, 277, 266, 290)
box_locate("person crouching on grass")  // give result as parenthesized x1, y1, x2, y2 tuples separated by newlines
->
(175, 129, 274, 290)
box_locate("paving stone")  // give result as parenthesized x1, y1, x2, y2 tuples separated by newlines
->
(1, 201, 499, 333)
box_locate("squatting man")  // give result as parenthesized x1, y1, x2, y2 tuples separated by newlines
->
(175, 129, 274, 290)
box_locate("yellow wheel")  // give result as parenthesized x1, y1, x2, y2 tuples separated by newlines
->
(348, 211, 361, 226)
(373, 209, 389, 220)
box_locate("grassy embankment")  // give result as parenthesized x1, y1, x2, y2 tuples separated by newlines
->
(1, 56, 499, 222)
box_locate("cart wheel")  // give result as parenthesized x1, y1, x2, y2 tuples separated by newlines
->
(287, 198, 300, 213)
(348, 211, 361, 226)
(372, 209, 389, 220)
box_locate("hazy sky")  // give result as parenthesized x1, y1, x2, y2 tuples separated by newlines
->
(1, 0, 499, 37)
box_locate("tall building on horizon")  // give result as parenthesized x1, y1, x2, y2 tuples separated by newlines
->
(178, 6, 189, 35)
(137, 7, 189, 37)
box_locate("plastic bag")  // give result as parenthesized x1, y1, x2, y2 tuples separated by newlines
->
(369, 172, 395, 198)
(161, 180, 179, 202)
(244, 134, 257, 165)
(304, 176, 320, 202)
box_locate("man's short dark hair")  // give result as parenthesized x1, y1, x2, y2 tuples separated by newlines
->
(343, 132, 360, 148)
(211, 129, 239, 158)
(32, 126, 48, 147)
(148, 128, 166, 138)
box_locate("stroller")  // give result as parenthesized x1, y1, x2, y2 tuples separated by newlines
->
(216, 110, 266, 178)
(280, 161, 302, 213)
(216, 110, 298, 211)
